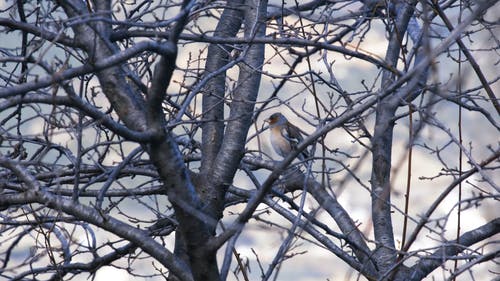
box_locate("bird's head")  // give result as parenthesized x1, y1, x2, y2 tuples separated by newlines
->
(265, 113, 287, 126)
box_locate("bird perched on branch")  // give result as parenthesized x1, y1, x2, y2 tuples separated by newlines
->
(265, 113, 309, 161)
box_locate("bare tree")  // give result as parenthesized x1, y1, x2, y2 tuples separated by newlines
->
(0, 1, 498, 281)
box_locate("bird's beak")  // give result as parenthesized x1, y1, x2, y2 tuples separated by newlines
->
(261, 119, 269, 131)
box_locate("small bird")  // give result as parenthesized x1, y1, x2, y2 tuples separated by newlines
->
(265, 113, 309, 160)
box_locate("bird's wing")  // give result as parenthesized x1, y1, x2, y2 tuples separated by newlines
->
(285, 122, 310, 159)
(279, 126, 294, 144)
(284, 123, 304, 144)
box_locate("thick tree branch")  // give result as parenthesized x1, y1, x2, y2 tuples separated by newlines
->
(57, 0, 149, 131)
(200, 0, 244, 180)
(406, 218, 500, 281)
(0, 93, 157, 142)
(371, 1, 416, 275)
(206, 0, 267, 223)
(0, 40, 172, 100)
(402, 149, 500, 252)
(0, 155, 194, 281)
(0, 18, 79, 47)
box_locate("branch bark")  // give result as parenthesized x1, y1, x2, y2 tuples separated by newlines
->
(371, 0, 417, 276)
(206, 0, 267, 225)
(200, 0, 245, 221)
(0, 155, 193, 281)
(405, 218, 500, 281)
